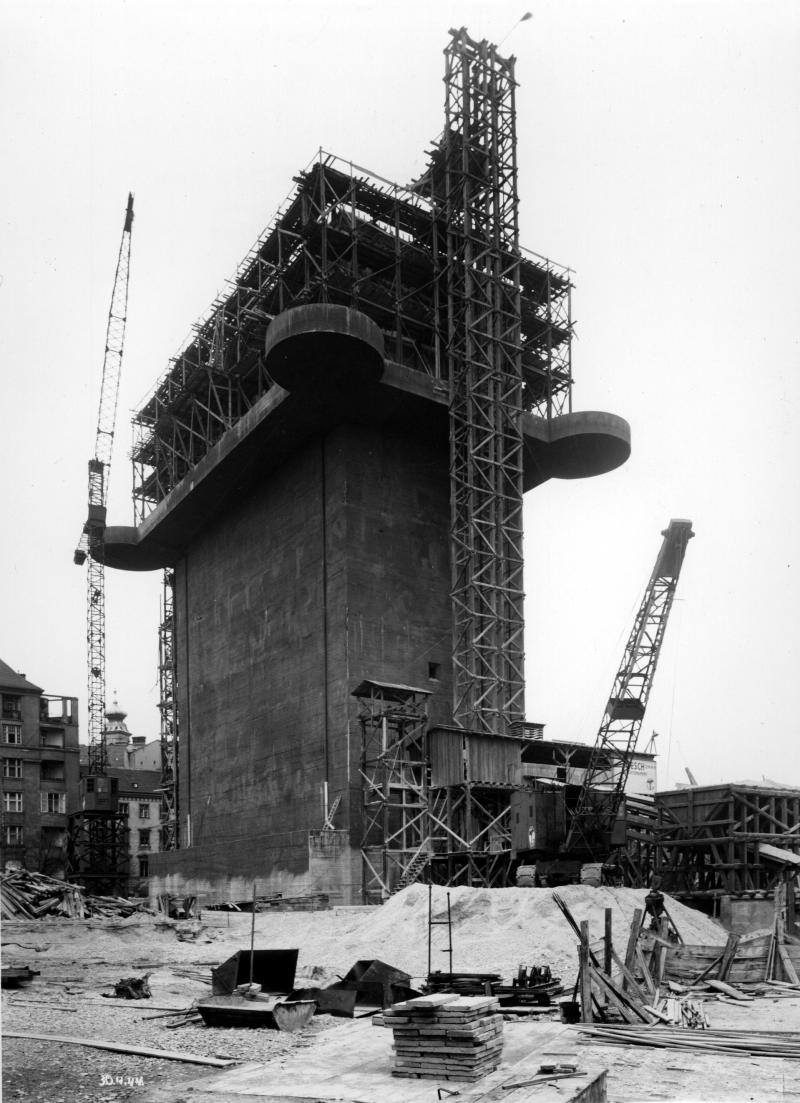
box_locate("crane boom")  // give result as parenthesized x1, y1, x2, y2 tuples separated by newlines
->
(564, 518, 694, 861)
(74, 193, 134, 776)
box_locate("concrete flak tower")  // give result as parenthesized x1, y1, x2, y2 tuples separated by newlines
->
(101, 29, 629, 903)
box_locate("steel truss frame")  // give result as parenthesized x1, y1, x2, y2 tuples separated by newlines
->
(66, 812, 130, 896)
(565, 520, 694, 860)
(158, 568, 179, 850)
(439, 28, 525, 734)
(79, 196, 134, 774)
(356, 682, 430, 904)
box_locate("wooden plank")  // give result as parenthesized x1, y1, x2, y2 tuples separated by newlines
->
(623, 908, 643, 985)
(705, 980, 753, 1001)
(778, 944, 800, 985)
(686, 951, 725, 986)
(1, 1032, 235, 1066)
(610, 947, 647, 1003)
(759, 842, 800, 866)
(604, 908, 612, 977)
(634, 944, 657, 999)
(718, 933, 740, 982)
(587, 965, 651, 1025)
(579, 921, 592, 1024)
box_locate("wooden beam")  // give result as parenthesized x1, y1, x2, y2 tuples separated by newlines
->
(604, 908, 613, 977)
(718, 933, 741, 982)
(1, 1032, 235, 1066)
(579, 920, 592, 1023)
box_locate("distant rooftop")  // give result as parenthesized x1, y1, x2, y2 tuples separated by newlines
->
(0, 657, 42, 695)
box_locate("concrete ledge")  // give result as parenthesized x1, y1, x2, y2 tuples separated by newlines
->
(544, 411, 631, 480)
(102, 364, 630, 572)
(265, 304, 385, 393)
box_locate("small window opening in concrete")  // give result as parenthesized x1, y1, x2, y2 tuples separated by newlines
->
(428, 662, 441, 680)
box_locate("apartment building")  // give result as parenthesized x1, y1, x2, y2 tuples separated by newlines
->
(0, 657, 80, 877)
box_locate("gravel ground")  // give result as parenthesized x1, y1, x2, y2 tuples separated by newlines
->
(1, 890, 796, 1102)
(1, 969, 343, 1103)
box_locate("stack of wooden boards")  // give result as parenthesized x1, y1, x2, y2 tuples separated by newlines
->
(0, 869, 151, 919)
(384, 993, 504, 1082)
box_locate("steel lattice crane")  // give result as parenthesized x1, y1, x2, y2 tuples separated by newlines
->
(563, 518, 695, 862)
(74, 194, 134, 777)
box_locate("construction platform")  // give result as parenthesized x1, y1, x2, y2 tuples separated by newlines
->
(103, 305, 629, 571)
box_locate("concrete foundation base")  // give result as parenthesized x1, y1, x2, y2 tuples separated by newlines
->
(719, 894, 775, 933)
(149, 834, 362, 907)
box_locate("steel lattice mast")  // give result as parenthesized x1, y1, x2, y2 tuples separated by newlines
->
(565, 519, 695, 860)
(74, 194, 134, 776)
(158, 568, 179, 849)
(442, 28, 525, 734)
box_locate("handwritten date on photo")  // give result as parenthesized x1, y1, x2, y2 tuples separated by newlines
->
(99, 1074, 145, 1087)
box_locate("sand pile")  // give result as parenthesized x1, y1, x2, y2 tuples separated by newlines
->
(305, 884, 727, 984)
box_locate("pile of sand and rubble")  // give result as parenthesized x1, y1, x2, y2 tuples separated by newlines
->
(279, 884, 728, 986)
(3, 884, 728, 994)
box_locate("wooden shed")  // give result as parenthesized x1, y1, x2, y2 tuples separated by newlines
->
(428, 726, 523, 788)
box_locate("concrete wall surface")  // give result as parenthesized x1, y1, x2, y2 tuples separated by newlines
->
(153, 419, 451, 903)
(719, 894, 776, 933)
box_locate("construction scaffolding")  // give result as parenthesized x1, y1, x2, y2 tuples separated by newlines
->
(426, 726, 523, 888)
(66, 812, 129, 896)
(656, 784, 800, 900)
(438, 29, 526, 734)
(131, 140, 571, 521)
(355, 681, 431, 904)
(158, 569, 179, 850)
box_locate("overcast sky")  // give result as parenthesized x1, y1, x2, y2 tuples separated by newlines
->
(2, 0, 798, 790)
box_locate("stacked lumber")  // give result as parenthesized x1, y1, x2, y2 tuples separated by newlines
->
(0, 870, 151, 919)
(577, 1023, 800, 1059)
(384, 993, 504, 1082)
(256, 892, 330, 912)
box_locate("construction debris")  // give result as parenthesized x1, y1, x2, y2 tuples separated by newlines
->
(553, 884, 800, 1051)
(196, 993, 317, 1031)
(553, 890, 701, 1027)
(107, 974, 151, 1000)
(1, 965, 40, 989)
(384, 993, 504, 1083)
(0, 869, 151, 920)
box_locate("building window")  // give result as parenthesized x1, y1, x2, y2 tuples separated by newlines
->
(138, 804, 150, 819)
(4, 791, 23, 813)
(2, 695, 22, 720)
(138, 829, 151, 849)
(118, 801, 129, 816)
(2, 723, 22, 745)
(85, 777, 95, 792)
(4, 825, 23, 846)
(40, 792, 66, 814)
(40, 760, 65, 782)
(428, 662, 441, 680)
(138, 856, 149, 877)
(3, 758, 23, 779)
